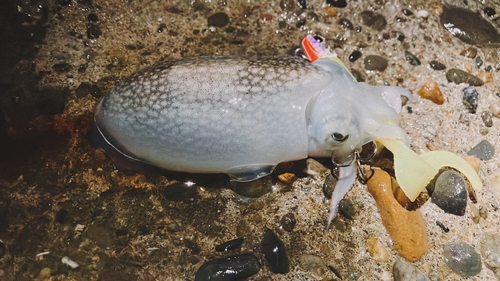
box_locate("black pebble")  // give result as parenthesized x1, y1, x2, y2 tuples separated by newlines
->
(404, 51, 421, 65)
(349, 50, 362, 62)
(350, 69, 365, 82)
(402, 9, 413, 16)
(261, 229, 289, 273)
(338, 199, 356, 220)
(56, 209, 68, 224)
(484, 7, 496, 17)
(157, 23, 166, 33)
(280, 213, 296, 232)
(326, 0, 347, 8)
(393, 31, 405, 41)
(407, 106, 413, 113)
(87, 13, 98, 22)
(430, 60, 446, 70)
(162, 182, 197, 201)
(475, 57, 483, 68)
(215, 238, 244, 252)
(195, 254, 261, 281)
(207, 12, 229, 27)
(338, 18, 354, 30)
(297, 0, 307, 9)
(86, 23, 102, 39)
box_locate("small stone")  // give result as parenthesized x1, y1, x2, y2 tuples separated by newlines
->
(480, 233, 500, 276)
(431, 170, 467, 216)
(476, 57, 483, 68)
(480, 128, 489, 135)
(38, 268, 51, 279)
(364, 55, 388, 71)
(278, 173, 297, 184)
(464, 62, 472, 73)
(463, 156, 480, 173)
(86, 23, 102, 39)
(326, 0, 347, 8)
(393, 31, 405, 41)
(446, 69, 484, 86)
(262, 229, 289, 273)
(443, 242, 481, 277)
(462, 87, 479, 113)
(360, 11, 387, 31)
(476, 72, 494, 84)
(460, 47, 477, 58)
(323, 6, 337, 17)
(478, 204, 488, 219)
(299, 254, 322, 270)
(194, 254, 260, 281)
(429, 60, 446, 70)
(323, 173, 337, 199)
(470, 203, 480, 223)
(486, 65, 493, 72)
(215, 238, 244, 252)
(207, 12, 229, 27)
(305, 159, 329, 176)
(367, 170, 428, 261)
(393, 259, 430, 281)
(338, 199, 356, 220)
(467, 140, 495, 160)
(490, 101, 500, 118)
(167, 222, 180, 232)
(481, 111, 493, 127)
(484, 7, 497, 17)
(163, 182, 197, 201)
(441, 6, 500, 45)
(52, 63, 71, 73)
(87, 13, 98, 22)
(415, 10, 429, 18)
(404, 51, 421, 65)
(280, 212, 296, 232)
(349, 50, 362, 62)
(417, 81, 444, 105)
(338, 18, 354, 30)
(366, 237, 390, 263)
(402, 9, 413, 16)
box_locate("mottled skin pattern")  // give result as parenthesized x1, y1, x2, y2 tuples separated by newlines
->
(95, 56, 333, 180)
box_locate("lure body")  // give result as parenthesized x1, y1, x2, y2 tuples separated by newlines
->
(93, 56, 412, 182)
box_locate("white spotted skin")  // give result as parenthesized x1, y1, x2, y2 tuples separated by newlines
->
(94, 56, 412, 181)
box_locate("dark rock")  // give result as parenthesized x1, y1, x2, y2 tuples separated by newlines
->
(295, 19, 306, 28)
(484, 7, 497, 17)
(429, 60, 446, 70)
(404, 51, 421, 65)
(441, 6, 500, 45)
(184, 239, 201, 255)
(349, 50, 362, 62)
(338, 199, 356, 220)
(86, 23, 102, 39)
(364, 55, 388, 71)
(278, 21, 287, 29)
(52, 63, 72, 73)
(87, 13, 98, 22)
(75, 82, 102, 98)
(215, 238, 244, 252)
(338, 18, 354, 30)
(462, 86, 479, 113)
(467, 140, 495, 160)
(431, 170, 467, 216)
(360, 11, 387, 31)
(194, 254, 261, 281)
(485, 65, 492, 72)
(393, 31, 405, 41)
(446, 69, 484, 86)
(481, 111, 493, 127)
(476, 57, 483, 68)
(402, 9, 413, 16)
(443, 242, 482, 277)
(162, 182, 197, 201)
(78, 64, 87, 73)
(55, 209, 68, 224)
(323, 173, 337, 199)
(280, 213, 296, 232)
(393, 259, 430, 281)
(350, 69, 365, 82)
(407, 106, 412, 113)
(86, 225, 115, 248)
(207, 12, 229, 27)
(232, 176, 273, 198)
(261, 229, 289, 273)
(460, 47, 477, 58)
(326, 0, 347, 8)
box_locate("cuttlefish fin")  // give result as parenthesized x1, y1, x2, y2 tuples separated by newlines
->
(326, 165, 357, 230)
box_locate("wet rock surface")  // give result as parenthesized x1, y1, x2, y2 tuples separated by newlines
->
(261, 229, 289, 273)
(441, 6, 500, 45)
(443, 242, 482, 277)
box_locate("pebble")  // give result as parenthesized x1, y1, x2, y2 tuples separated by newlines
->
(404, 51, 421, 65)
(87, 13, 98, 22)
(167, 222, 180, 232)
(476, 57, 483, 68)
(215, 238, 244, 252)
(280, 212, 296, 232)
(429, 60, 446, 70)
(326, 0, 347, 8)
(364, 55, 388, 71)
(480, 233, 500, 277)
(163, 182, 197, 201)
(232, 176, 273, 198)
(323, 173, 337, 199)
(476, 72, 494, 84)
(339, 199, 356, 220)
(462, 87, 479, 113)
(464, 62, 472, 73)
(446, 69, 484, 86)
(277, 173, 297, 184)
(415, 10, 429, 18)
(393, 31, 405, 41)
(261, 228, 289, 273)
(479, 204, 488, 219)
(207, 12, 229, 27)
(86, 23, 102, 39)
(305, 158, 329, 176)
(490, 101, 500, 117)
(360, 11, 387, 31)
(323, 6, 337, 17)
(366, 169, 428, 261)
(484, 7, 497, 17)
(349, 50, 362, 62)
(431, 170, 467, 216)
(481, 111, 493, 127)
(460, 47, 477, 59)
(194, 254, 260, 281)
(470, 203, 480, 223)
(443, 242, 481, 277)
(366, 237, 390, 263)
(393, 259, 430, 281)
(402, 9, 413, 16)
(299, 254, 322, 270)
(467, 140, 495, 160)
(338, 18, 354, 30)
(38, 267, 51, 279)
(417, 81, 444, 105)
(441, 6, 500, 45)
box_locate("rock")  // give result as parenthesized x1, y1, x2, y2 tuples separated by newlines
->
(402, 9, 413, 16)
(326, 0, 346, 8)
(470, 203, 480, 223)
(277, 173, 297, 184)
(479, 204, 488, 219)
(460, 47, 477, 58)
(305, 158, 329, 176)
(446, 69, 484, 86)
(443, 242, 481, 277)
(490, 101, 500, 118)
(349, 50, 362, 62)
(467, 140, 495, 160)
(441, 6, 500, 45)
(232, 176, 273, 198)
(393, 31, 405, 41)
(404, 51, 421, 65)
(87, 13, 98, 22)
(338, 18, 354, 30)
(280, 212, 296, 232)
(163, 182, 197, 201)
(430, 60, 446, 70)
(261, 228, 289, 273)
(480, 233, 500, 277)
(360, 11, 387, 31)
(364, 55, 388, 71)
(323, 173, 337, 199)
(207, 12, 229, 27)
(393, 259, 430, 281)
(339, 199, 356, 220)
(462, 87, 479, 113)
(417, 81, 444, 105)
(476, 57, 484, 68)
(431, 170, 467, 216)
(481, 111, 493, 127)
(167, 222, 180, 232)
(86, 23, 102, 39)
(215, 238, 244, 252)
(38, 268, 51, 279)
(477, 72, 493, 84)
(299, 254, 322, 270)
(484, 7, 497, 17)
(323, 6, 337, 17)
(366, 237, 390, 263)
(415, 10, 429, 18)
(366, 170, 428, 261)
(194, 254, 261, 281)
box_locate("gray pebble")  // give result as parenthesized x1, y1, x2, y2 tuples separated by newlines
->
(462, 87, 479, 113)
(339, 199, 356, 220)
(167, 222, 180, 232)
(476, 57, 484, 68)
(364, 55, 388, 71)
(443, 242, 482, 277)
(441, 6, 500, 45)
(430, 60, 446, 70)
(323, 173, 337, 199)
(431, 170, 467, 216)
(207, 12, 229, 27)
(393, 259, 431, 281)
(447, 69, 484, 86)
(458, 113, 471, 125)
(360, 11, 387, 31)
(194, 254, 260, 281)
(467, 140, 495, 160)
(404, 51, 421, 65)
(481, 111, 493, 127)
(480, 233, 500, 276)
(299, 254, 322, 270)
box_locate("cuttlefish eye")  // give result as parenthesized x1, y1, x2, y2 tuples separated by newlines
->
(332, 132, 349, 142)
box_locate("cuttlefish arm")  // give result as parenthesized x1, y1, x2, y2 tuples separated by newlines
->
(326, 165, 357, 230)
